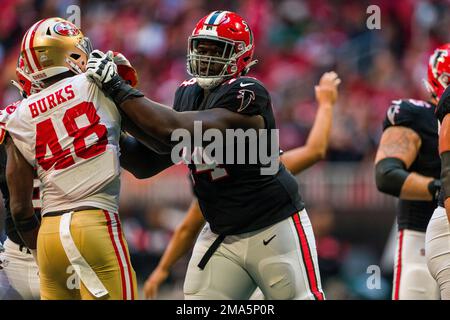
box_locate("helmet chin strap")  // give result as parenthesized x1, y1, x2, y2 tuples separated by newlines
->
(196, 77, 224, 90)
(10, 80, 27, 98)
(196, 59, 259, 90)
(242, 59, 258, 76)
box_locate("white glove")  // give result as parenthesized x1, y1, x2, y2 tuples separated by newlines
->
(86, 50, 118, 88)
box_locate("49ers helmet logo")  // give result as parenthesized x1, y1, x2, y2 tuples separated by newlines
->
(53, 22, 80, 36)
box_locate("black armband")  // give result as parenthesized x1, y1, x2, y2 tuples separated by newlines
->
(102, 74, 144, 107)
(14, 214, 40, 232)
(428, 179, 441, 202)
(375, 157, 410, 197)
(441, 152, 450, 201)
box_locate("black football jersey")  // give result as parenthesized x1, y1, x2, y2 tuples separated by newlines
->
(173, 77, 305, 235)
(0, 145, 41, 246)
(382, 99, 440, 232)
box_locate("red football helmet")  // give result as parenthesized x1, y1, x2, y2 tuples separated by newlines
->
(425, 43, 450, 100)
(187, 11, 256, 89)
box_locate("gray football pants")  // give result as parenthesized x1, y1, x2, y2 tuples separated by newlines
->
(184, 209, 325, 300)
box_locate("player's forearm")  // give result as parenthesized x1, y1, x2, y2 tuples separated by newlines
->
(375, 157, 439, 200)
(10, 204, 39, 249)
(120, 97, 184, 143)
(120, 97, 264, 144)
(305, 102, 333, 160)
(282, 103, 332, 173)
(157, 225, 202, 272)
(399, 173, 434, 201)
(157, 201, 205, 272)
(121, 111, 172, 154)
(5, 138, 39, 250)
(119, 134, 173, 178)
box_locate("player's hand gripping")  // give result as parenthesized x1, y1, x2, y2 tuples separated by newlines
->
(315, 71, 341, 106)
(86, 50, 118, 87)
(86, 49, 143, 106)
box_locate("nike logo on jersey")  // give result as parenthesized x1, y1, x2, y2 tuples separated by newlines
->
(263, 235, 276, 246)
(240, 82, 254, 87)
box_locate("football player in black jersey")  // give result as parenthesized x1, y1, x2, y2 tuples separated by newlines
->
(374, 45, 450, 299)
(87, 11, 340, 300)
(425, 44, 450, 300)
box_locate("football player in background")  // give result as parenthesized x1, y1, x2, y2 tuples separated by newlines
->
(87, 11, 340, 300)
(2, 17, 138, 300)
(0, 57, 41, 300)
(425, 46, 450, 300)
(142, 78, 341, 299)
(374, 45, 450, 299)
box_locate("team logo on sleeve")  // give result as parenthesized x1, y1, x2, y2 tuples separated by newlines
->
(387, 101, 401, 125)
(237, 89, 255, 112)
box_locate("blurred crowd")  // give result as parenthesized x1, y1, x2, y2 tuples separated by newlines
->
(0, 0, 449, 299)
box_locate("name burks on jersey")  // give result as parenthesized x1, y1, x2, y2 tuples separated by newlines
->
(28, 84, 75, 118)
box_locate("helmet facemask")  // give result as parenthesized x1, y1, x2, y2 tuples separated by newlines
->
(187, 36, 247, 89)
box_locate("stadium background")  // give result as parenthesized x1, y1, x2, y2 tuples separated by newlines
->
(0, 0, 449, 299)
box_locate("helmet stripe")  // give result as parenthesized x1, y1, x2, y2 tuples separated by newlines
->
(214, 11, 228, 25)
(206, 10, 222, 25)
(28, 18, 47, 72)
(21, 28, 34, 73)
(24, 20, 41, 73)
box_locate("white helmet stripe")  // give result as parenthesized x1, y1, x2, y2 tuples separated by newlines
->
(21, 29, 34, 73)
(205, 11, 219, 24)
(24, 20, 42, 73)
(205, 10, 229, 25)
(214, 11, 228, 25)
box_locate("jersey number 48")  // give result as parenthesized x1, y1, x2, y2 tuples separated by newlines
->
(36, 101, 108, 170)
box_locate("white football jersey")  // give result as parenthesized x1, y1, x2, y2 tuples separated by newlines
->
(0, 74, 121, 214)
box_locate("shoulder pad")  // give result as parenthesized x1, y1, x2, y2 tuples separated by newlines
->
(0, 100, 21, 144)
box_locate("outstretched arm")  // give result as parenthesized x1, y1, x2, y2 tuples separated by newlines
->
(143, 199, 205, 299)
(280, 72, 340, 173)
(119, 133, 173, 179)
(119, 97, 264, 144)
(86, 50, 264, 145)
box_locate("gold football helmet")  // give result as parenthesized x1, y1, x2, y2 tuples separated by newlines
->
(18, 17, 92, 95)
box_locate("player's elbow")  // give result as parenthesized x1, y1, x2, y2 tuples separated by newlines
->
(375, 158, 409, 197)
(307, 145, 327, 163)
(314, 147, 327, 161)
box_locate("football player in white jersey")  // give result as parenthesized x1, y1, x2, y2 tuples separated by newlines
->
(2, 17, 138, 300)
